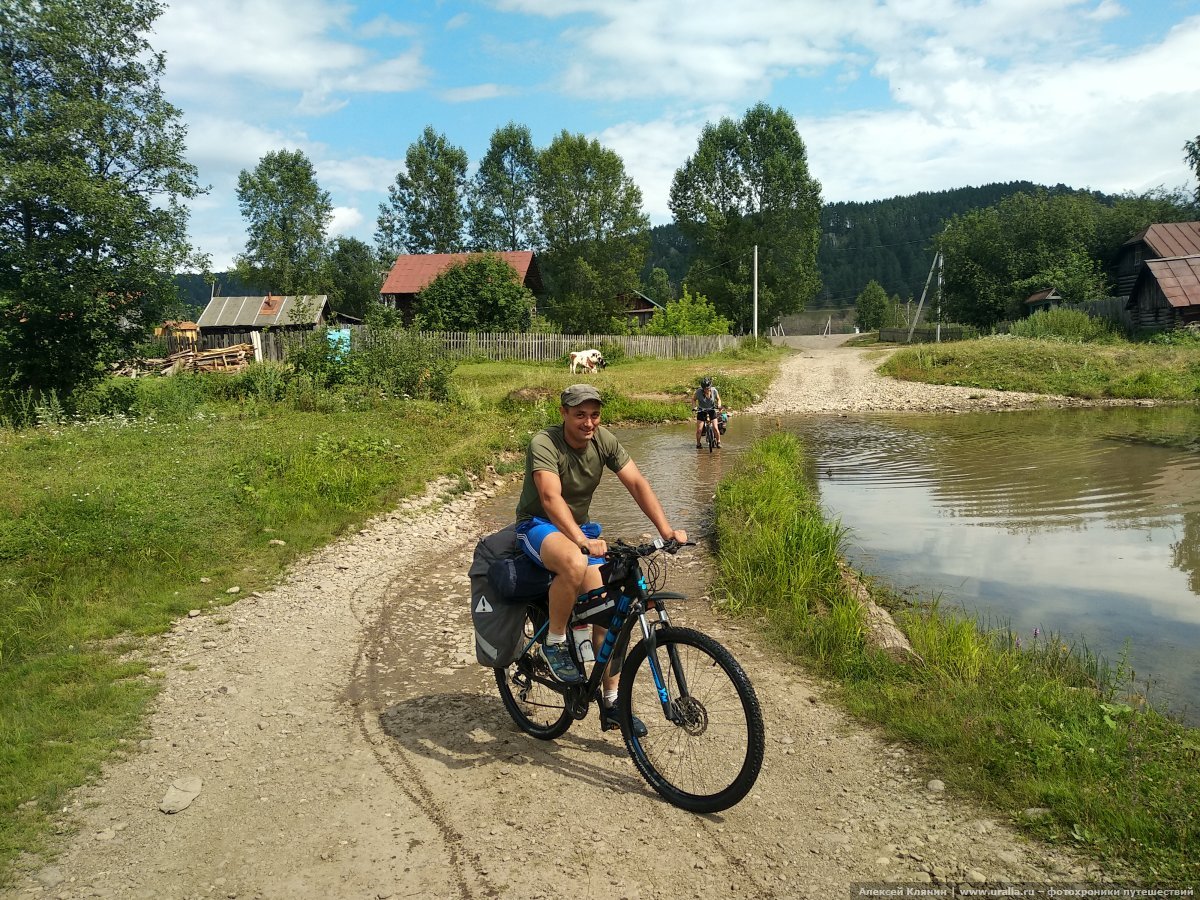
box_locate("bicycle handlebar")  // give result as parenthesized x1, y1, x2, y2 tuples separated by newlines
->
(578, 537, 695, 558)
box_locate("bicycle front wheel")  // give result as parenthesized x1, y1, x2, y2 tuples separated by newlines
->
(618, 626, 764, 813)
(494, 605, 572, 740)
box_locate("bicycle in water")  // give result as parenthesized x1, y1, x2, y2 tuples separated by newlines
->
(494, 537, 765, 813)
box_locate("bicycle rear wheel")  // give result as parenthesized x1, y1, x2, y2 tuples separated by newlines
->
(618, 626, 764, 813)
(494, 605, 573, 740)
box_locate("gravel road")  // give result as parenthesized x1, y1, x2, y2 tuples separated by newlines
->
(7, 344, 1118, 900)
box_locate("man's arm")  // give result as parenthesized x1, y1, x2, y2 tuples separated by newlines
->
(614, 460, 687, 544)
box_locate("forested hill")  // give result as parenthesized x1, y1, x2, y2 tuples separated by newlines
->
(647, 181, 1110, 307)
(173, 272, 263, 314)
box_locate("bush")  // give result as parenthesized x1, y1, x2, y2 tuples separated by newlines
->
(346, 329, 456, 401)
(1009, 307, 1118, 343)
(1145, 325, 1200, 347)
(285, 329, 350, 387)
(71, 378, 141, 418)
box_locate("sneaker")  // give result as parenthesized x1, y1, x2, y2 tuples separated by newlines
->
(696, 442, 702, 449)
(600, 704, 648, 738)
(537, 641, 582, 684)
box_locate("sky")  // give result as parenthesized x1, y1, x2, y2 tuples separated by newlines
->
(148, 0, 1200, 272)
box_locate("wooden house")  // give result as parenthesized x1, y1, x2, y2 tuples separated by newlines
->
(379, 251, 543, 322)
(621, 292, 664, 328)
(1115, 222, 1200, 300)
(1125, 256, 1200, 331)
(197, 294, 330, 336)
(1023, 288, 1063, 315)
(154, 320, 200, 346)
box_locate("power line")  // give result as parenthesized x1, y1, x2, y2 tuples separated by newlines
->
(821, 238, 931, 252)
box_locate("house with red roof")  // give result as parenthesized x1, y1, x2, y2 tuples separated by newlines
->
(379, 251, 544, 322)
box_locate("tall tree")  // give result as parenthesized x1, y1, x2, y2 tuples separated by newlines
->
(376, 126, 468, 260)
(234, 149, 331, 296)
(854, 280, 890, 332)
(0, 0, 204, 397)
(325, 236, 382, 320)
(535, 131, 649, 332)
(1184, 135, 1200, 205)
(669, 103, 823, 332)
(468, 123, 538, 251)
(935, 190, 1104, 328)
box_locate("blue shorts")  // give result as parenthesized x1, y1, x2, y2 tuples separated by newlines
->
(516, 516, 605, 568)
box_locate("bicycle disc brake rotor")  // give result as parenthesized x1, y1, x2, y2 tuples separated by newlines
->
(673, 695, 709, 736)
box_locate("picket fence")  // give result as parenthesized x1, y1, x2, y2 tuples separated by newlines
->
(168, 327, 738, 363)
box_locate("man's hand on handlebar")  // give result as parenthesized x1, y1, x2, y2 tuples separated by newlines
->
(579, 536, 608, 557)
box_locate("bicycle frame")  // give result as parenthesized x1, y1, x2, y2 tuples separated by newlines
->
(514, 547, 694, 724)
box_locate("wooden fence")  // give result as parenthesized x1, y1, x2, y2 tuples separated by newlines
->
(167, 328, 739, 363)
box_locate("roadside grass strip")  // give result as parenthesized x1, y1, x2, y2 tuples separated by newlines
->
(880, 336, 1200, 401)
(713, 433, 1200, 885)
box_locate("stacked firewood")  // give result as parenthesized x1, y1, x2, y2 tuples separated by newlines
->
(163, 343, 255, 375)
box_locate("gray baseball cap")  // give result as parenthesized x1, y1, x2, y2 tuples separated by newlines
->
(560, 384, 603, 407)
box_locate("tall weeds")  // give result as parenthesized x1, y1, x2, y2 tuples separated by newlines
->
(713, 432, 862, 672)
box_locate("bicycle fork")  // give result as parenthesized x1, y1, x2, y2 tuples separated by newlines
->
(637, 611, 690, 725)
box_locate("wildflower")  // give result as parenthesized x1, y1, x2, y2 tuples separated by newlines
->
(1033, 627, 1041, 640)
(1015, 636, 1022, 650)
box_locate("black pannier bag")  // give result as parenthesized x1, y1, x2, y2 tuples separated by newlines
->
(470, 525, 551, 668)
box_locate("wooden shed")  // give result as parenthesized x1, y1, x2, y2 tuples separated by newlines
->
(1024, 288, 1063, 314)
(197, 294, 330, 335)
(379, 251, 543, 322)
(1115, 222, 1200, 300)
(1125, 256, 1200, 331)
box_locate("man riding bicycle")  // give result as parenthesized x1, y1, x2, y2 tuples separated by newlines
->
(694, 376, 723, 448)
(514, 384, 687, 735)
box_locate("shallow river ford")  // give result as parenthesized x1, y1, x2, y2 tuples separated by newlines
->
(586, 404, 1200, 725)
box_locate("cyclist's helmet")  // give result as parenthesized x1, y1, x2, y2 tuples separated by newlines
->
(700, 376, 712, 388)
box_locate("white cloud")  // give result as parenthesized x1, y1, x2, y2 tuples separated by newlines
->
(330, 206, 365, 235)
(596, 114, 717, 222)
(316, 156, 404, 194)
(360, 14, 418, 38)
(439, 83, 515, 103)
(445, 12, 471, 30)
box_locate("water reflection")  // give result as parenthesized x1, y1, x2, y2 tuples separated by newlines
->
(742, 406, 1200, 723)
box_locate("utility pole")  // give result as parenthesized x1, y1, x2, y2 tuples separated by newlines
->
(935, 252, 944, 343)
(752, 245, 759, 341)
(907, 252, 940, 344)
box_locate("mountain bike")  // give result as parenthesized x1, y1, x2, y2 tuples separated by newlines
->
(494, 538, 765, 813)
(695, 408, 720, 452)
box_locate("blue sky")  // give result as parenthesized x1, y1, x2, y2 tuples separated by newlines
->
(150, 0, 1200, 271)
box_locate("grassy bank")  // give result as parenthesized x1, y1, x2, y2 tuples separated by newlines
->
(880, 336, 1200, 401)
(714, 433, 1199, 885)
(0, 342, 784, 882)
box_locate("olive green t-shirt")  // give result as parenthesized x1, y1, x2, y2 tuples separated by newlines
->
(515, 424, 631, 525)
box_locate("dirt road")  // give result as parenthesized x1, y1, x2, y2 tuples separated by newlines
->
(8, 347, 1109, 900)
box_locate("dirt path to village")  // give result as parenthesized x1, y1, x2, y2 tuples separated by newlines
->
(8, 343, 1115, 900)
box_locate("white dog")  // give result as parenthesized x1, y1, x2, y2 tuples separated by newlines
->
(569, 349, 606, 374)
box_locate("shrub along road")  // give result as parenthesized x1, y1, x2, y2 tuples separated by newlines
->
(8, 347, 1121, 900)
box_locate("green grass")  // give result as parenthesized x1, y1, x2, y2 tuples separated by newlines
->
(713, 433, 1200, 885)
(880, 336, 1200, 401)
(0, 344, 783, 883)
